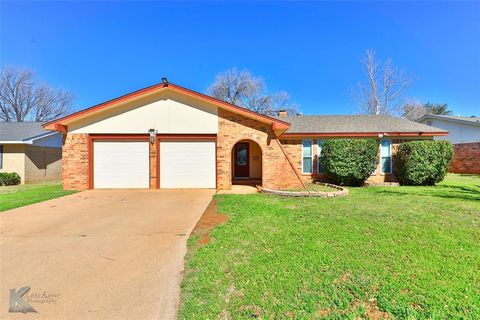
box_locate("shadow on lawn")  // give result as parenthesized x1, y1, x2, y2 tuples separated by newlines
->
(368, 184, 480, 202)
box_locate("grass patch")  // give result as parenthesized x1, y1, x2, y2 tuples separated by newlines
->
(0, 181, 77, 212)
(179, 174, 480, 319)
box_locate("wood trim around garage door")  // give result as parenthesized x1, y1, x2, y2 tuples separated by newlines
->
(155, 134, 217, 189)
(88, 134, 150, 189)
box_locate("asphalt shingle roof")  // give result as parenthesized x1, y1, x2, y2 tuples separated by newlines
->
(274, 114, 447, 134)
(419, 114, 480, 125)
(0, 122, 50, 141)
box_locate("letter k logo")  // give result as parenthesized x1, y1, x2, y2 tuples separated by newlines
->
(9, 287, 37, 313)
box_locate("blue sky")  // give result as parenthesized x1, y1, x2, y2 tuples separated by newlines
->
(1, 1, 479, 116)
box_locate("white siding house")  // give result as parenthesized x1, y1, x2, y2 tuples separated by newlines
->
(418, 115, 480, 143)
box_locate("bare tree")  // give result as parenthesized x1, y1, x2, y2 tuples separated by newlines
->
(0, 66, 73, 122)
(402, 100, 452, 121)
(402, 99, 426, 121)
(353, 50, 414, 115)
(207, 68, 298, 115)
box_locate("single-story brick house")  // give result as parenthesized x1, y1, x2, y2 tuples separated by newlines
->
(43, 81, 448, 190)
(0, 122, 62, 183)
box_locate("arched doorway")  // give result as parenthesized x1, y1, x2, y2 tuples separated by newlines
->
(231, 140, 262, 186)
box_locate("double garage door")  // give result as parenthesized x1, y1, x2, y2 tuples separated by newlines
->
(93, 141, 215, 189)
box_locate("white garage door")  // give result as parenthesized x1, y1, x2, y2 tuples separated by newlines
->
(160, 141, 216, 188)
(93, 141, 149, 189)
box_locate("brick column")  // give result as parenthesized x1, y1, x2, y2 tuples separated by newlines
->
(62, 133, 89, 190)
(149, 140, 158, 188)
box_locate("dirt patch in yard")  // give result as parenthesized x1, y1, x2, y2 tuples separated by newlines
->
(317, 298, 389, 319)
(191, 199, 228, 246)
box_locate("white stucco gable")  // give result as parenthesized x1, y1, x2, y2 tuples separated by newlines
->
(69, 91, 218, 134)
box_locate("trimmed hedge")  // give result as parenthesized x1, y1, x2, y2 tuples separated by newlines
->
(394, 140, 454, 186)
(320, 139, 379, 186)
(0, 172, 21, 186)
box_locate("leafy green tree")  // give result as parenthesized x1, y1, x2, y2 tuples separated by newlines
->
(423, 103, 452, 115)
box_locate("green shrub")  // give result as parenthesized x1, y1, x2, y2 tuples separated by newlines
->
(0, 172, 21, 186)
(320, 139, 379, 186)
(394, 140, 454, 186)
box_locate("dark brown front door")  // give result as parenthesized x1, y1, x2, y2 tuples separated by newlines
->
(234, 143, 249, 178)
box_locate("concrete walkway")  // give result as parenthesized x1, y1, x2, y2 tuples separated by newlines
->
(216, 185, 258, 195)
(0, 189, 214, 320)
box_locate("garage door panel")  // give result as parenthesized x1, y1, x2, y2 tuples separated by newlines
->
(94, 141, 149, 189)
(160, 141, 215, 188)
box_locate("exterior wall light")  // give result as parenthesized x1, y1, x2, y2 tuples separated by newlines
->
(148, 129, 157, 144)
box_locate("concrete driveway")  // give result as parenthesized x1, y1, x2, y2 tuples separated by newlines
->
(0, 189, 214, 320)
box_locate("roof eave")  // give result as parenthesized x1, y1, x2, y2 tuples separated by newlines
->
(279, 131, 449, 138)
(24, 131, 61, 141)
(0, 140, 34, 145)
(418, 115, 480, 127)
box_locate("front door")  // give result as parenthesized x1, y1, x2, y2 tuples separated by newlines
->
(234, 143, 249, 178)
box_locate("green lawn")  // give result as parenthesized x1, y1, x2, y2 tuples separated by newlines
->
(0, 181, 77, 212)
(179, 174, 480, 319)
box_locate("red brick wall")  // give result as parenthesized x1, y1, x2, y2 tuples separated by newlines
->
(281, 139, 316, 183)
(62, 129, 434, 191)
(217, 109, 304, 190)
(281, 138, 431, 185)
(62, 133, 89, 190)
(63, 112, 305, 191)
(281, 138, 396, 184)
(449, 142, 480, 174)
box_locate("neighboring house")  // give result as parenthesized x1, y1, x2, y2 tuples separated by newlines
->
(0, 122, 63, 183)
(417, 114, 480, 143)
(43, 81, 447, 190)
(418, 114, 480, 174)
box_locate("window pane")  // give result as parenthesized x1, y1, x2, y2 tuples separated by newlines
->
(380, 139, 391, 173)
(381, 157, 391, 173)
(303, 157, 312, 173)
(380, 139, 391, 158)
(236, 145, 248, 166)
(302, 140, 312, 157)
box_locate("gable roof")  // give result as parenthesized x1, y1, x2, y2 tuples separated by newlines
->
(275, 115, 448, 137)
(0, 122, 57, 143)
(41, 81, 448, 138)
(418, 114, 480, 127)
(43, 82, 291, 134)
